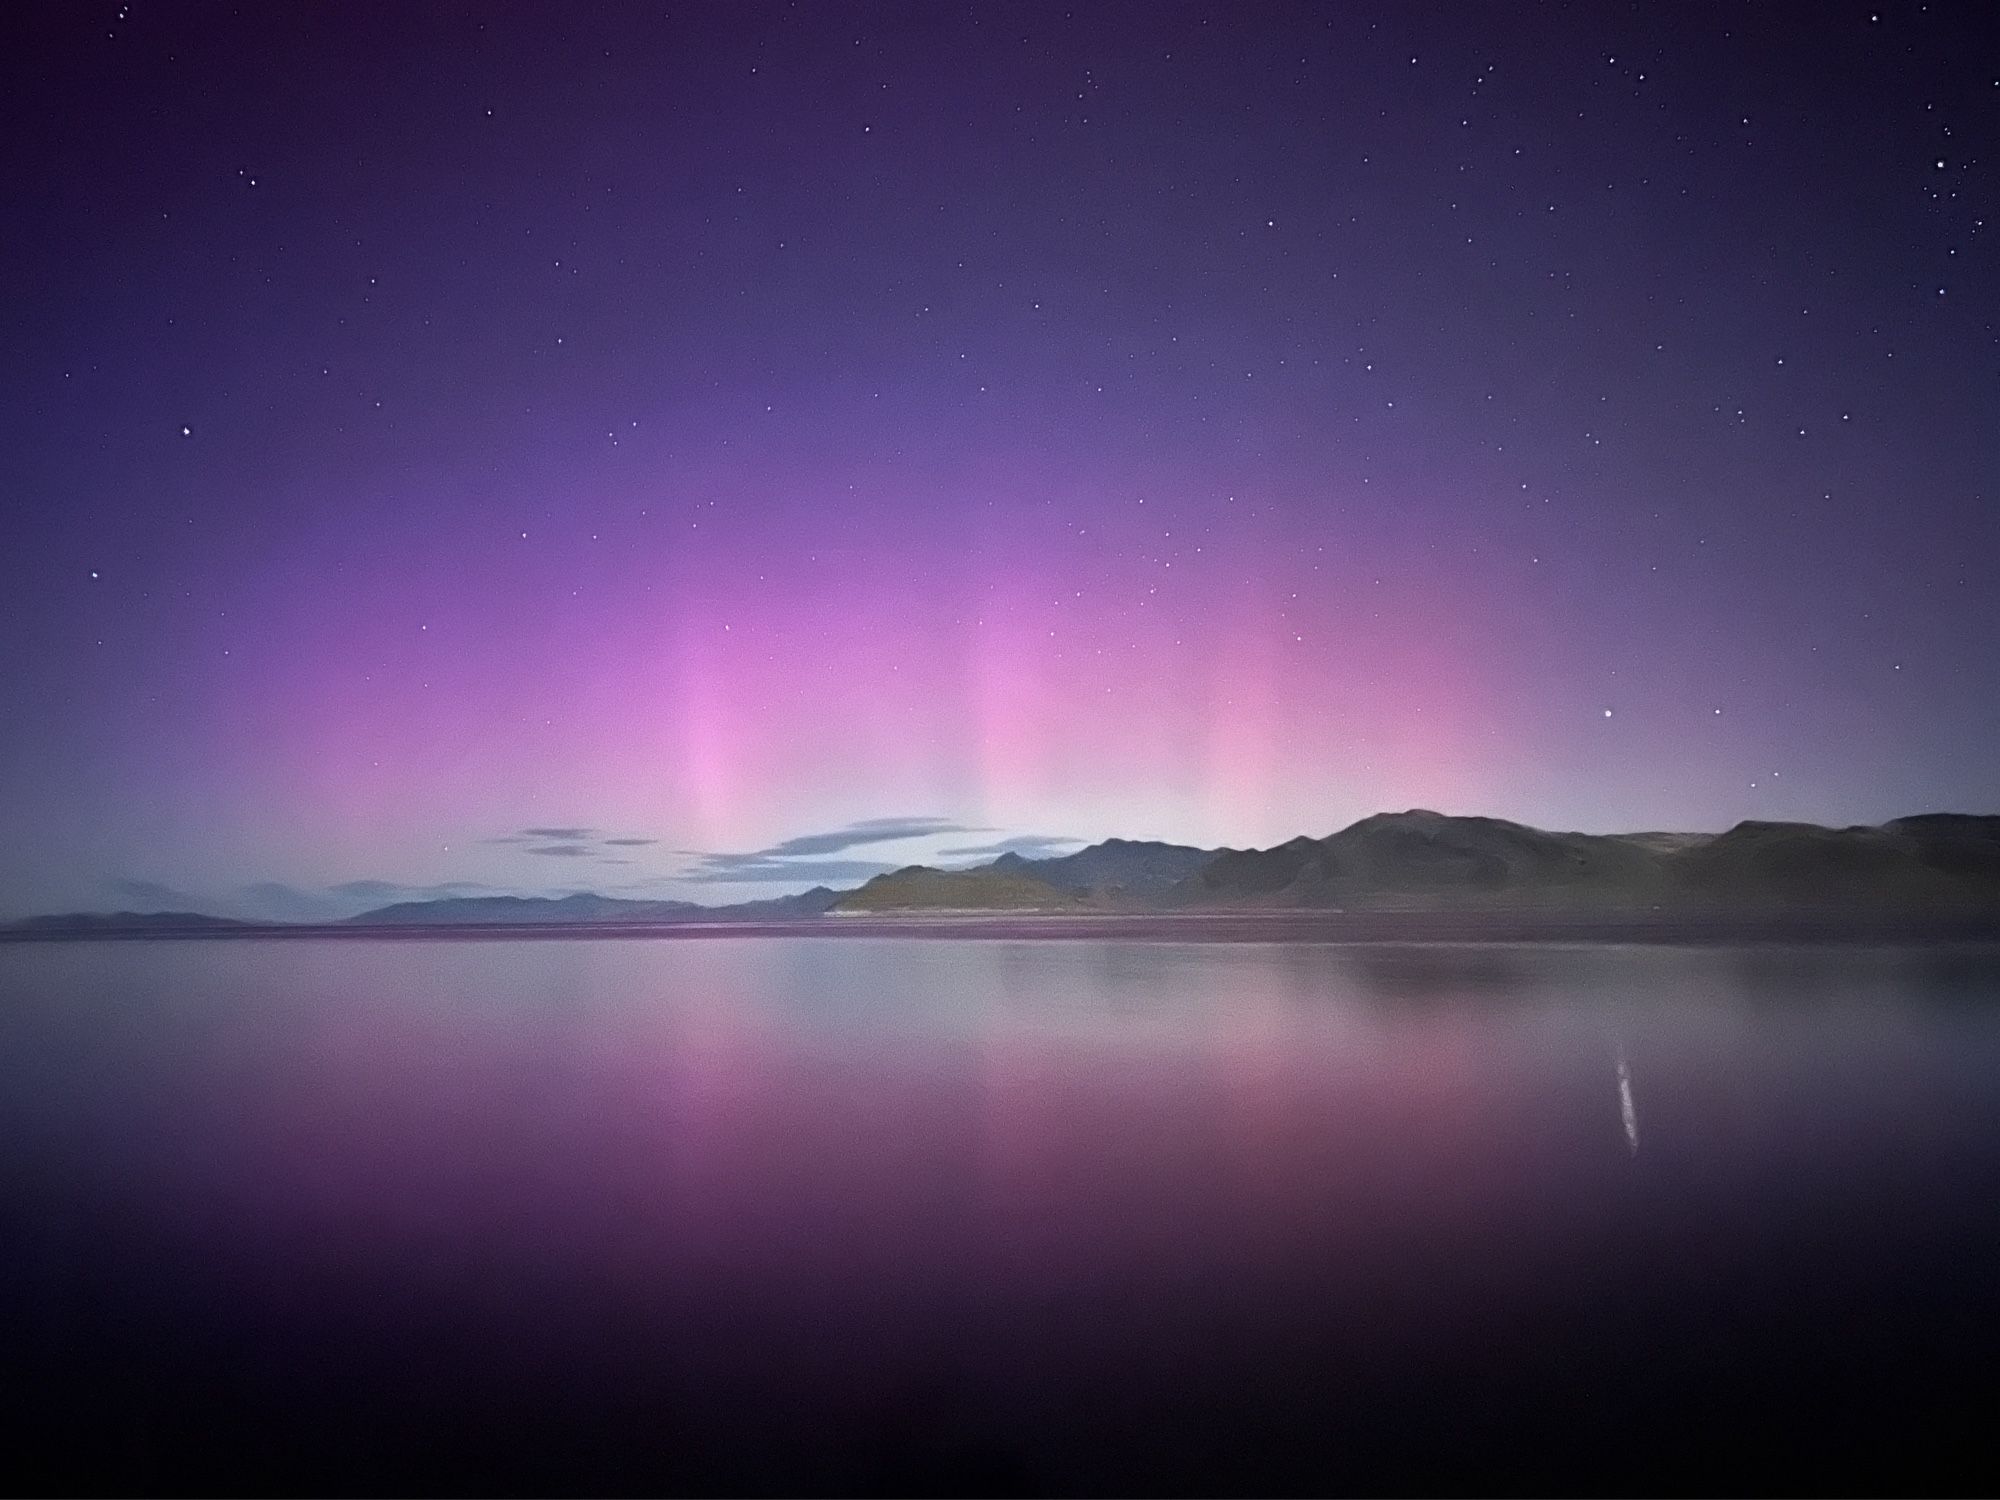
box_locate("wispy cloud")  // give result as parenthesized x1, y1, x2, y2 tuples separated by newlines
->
(485, 827, 659, 855)
(751, 815, 983, 859)
(675, 814, 982, 886)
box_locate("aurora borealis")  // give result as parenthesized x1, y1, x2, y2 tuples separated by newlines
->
(3, 2, 1994, 918)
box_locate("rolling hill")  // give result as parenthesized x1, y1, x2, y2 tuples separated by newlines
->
(1179, 810, 1671, 909)
(983, 837, 1217, 898)
(1176, 810, 2000, 913)
(830, 866, 1086, 913)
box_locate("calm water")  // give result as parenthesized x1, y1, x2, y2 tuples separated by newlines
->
(3, 936, 1999, 1495)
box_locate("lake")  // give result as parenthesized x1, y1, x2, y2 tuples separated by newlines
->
(3, 935, 1998, 1495)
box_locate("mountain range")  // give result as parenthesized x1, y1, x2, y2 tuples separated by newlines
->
(344, 887, 846, 925)
(9, 812, 2000, 935)
(833, 811, 2000, 914)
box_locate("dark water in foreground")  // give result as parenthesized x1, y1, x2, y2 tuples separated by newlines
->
(3, 937, 1999, 1496)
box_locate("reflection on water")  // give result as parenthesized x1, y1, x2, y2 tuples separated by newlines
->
(1616, 1046, 1639, 1154)
(1, 936, 1999, 1494)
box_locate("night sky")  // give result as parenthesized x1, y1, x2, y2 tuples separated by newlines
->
(3, 2, 1994, 918)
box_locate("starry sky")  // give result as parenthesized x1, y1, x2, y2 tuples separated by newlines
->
(2, 1, 1995, 918)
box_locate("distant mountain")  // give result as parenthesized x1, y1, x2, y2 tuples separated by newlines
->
(1672, 816, 2000, 908)
(4, 910, 253, 935)
(707, 886, 845, 920)
(11, 814, 1998, 935)
(1181, 811, 1670, 910)
(831, 866, 1085, 913)
(1883, 814, 2000, 882)
(1179, 810, 2000, 913)
(348, 893, 702, 925)
(347, 887, 842, 925)
(982, 838, 1217, 898)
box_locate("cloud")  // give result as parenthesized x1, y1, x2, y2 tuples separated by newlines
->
(936, 834, 1086, 860)
(750, 815, 983, 859)
(597, 874, 681, 894)
(673, 814, 996, 887)
(484, 828, 657, 852)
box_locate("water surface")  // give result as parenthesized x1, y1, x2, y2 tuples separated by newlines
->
(3, 936, 1998, 1494)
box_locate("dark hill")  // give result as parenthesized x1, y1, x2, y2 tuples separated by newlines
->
(1183, 836, 1321, 898)
(1184, 811, 1666, 909)
(831, 866, 1084, 913)
(1884, 814, 2000, 883)
(348, 893, 704, 925)
(1672, 818, 2000, 907)
(1179, 810, 2000, 913)
(983, 838, 1217, 898)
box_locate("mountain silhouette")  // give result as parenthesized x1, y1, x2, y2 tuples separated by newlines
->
(830, 866, 1084, 913)
(984, 837, 1215, 896)
(1179, 810, 1667, 909)
(9, 814, 1998, 934)
(346, 887, 844, 925)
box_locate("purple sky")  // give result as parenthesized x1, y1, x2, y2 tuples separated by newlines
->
(3, 2, 1995, 917)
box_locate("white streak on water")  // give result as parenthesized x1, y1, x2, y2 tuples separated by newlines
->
(1616, 1049, 1639, 1154)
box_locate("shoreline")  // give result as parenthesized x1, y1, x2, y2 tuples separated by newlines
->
(8, 909, 2000, 947)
